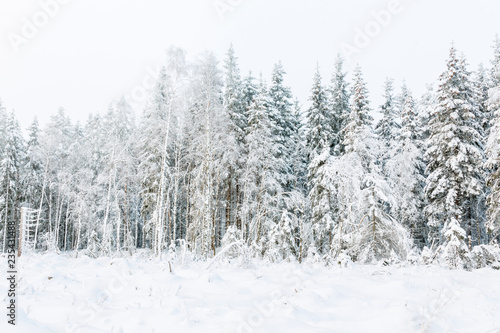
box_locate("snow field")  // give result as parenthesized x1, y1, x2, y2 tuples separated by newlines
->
(1, 253, 500, 332)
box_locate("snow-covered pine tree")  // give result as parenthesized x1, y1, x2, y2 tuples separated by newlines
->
(307, 148, 334, 255)
(459, 54, 486, 247)
(375, 78, 401, 217)
(268, 61, 297, 192)
(306, 66, 334, 254)
(328, 66, 412, 263)
(21, 117, 45, 249)
(417, 84, 435, 142)
(490, 34, 500, 88)
(267, 62, 305, 260)
(222, 45, 247, 232)
(22, 117, 42, 206)
(438, 218, 471, 269)
(241, 71, 258, 114)
(306, 65, 332, 159)
(476, 64, 492, 134)
(223, 44, 246, 144)
(329, 55, 351, 156)
(485, 46, 500, 244)
(385, 89, 427, 248)
(1, 110, 25, 252)
(343, 66, 373, 153)
(425, 47, 484, 260)
(375, 78, 400, 156)
(241, 76, 283, 255)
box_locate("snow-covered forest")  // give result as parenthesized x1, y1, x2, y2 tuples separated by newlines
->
(2, 38, 500, 270)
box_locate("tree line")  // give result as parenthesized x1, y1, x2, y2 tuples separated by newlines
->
(1, 39, 500, 269)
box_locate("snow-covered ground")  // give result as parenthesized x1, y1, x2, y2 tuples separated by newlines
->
(1, 252, 500, 333)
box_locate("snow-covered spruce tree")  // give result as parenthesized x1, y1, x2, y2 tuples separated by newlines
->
(241, 76, 283, 256)
(266, 62, 305, 261)
(425, 47, 484, 267)
(306, 65, 332, 159)
(221, 45, 246, 232)
(307, 148, 334, 255)
(290, 99, 309, 261)
(439, 218, 472, 269)
(268, 61, 298, 191)
(375, 78, 401, 217)
(417, 84, 435, 143)
(241, 71, 258, 113)
(375, 78, 400, 158)
(385, 89, 427, 248)
(471, 64, 490, 244)
(336, 66, 412, 263)
(1, 110, 25, 252)
(490, 34, 500, 89)
(22, 118, 43, 210)
(21, 117, 45, 249)
(453, 54, 486, 248)
(485, 51, 500, 244)
(331, 66, 377, 259)
(306, 66, 335, 254)
(329, 55, 351, 156)
(476, 63, 492, 134)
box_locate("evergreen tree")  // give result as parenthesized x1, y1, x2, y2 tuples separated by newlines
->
(21, 117, 44, 244)
(222, 45, 246, 232)
(241, 77, 283, 254)
(306, 65, 331, 159)
(307, 148, 334, 254)
(268, 61, 297, 191)
(333, 66, 411, 263)
(476, 64, 492, 134)
(425, 47, 484, 250)
(1, 111, 25, 251)
(485, 51, 500, 243)
(329, 55, 351, 156)
(223, 44, 246, 143)
(375, 78, 400, 153)
(490, 34, 500, 88)
(385, 89, 427, 248)
(417, 84, 435, 142)
(343, 66, 373, 153)
(306, 65, 334, 255)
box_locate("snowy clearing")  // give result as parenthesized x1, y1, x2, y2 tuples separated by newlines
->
(1, 253, 500, 333)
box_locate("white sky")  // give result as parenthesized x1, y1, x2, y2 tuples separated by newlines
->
(1, 0, 500, 129)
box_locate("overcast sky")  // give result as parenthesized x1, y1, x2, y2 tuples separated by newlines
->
(1, 0, 500, 129)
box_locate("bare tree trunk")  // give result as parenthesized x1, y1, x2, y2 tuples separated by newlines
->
(34, 159, 49, 249)
(63, 199, 70, 250)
